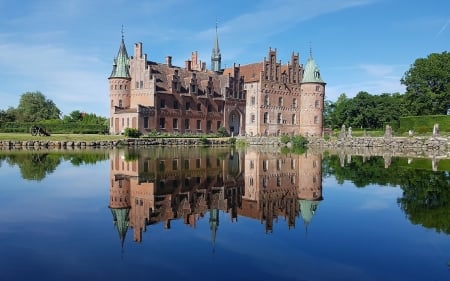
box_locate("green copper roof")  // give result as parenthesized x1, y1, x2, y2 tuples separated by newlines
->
(299, 199, 320, 225)
(109, 38, 130, 79)
(110, 207, 130, 247)
(302, 54, 324, 83)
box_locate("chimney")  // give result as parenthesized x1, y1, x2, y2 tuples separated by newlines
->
(185, 60, 192, 71)
(166, 56, 172, 67)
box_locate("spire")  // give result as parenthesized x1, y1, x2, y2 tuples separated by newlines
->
(301, 46, 324, 83)
(209, 209, 220, 253)
(110, 207, 130, 252)
(109, 28, 130, 79)
(211, 21, 222, 72)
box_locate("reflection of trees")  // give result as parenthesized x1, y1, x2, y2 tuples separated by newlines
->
(1, 151, 109, 181)
(6, 153, 60, 181)
(324, 154, 450, 234)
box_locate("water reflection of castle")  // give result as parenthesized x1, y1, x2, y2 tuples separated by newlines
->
(109, 147, 322, 245)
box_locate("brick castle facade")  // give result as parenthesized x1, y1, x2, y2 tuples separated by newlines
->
(108, 29, 326, 137)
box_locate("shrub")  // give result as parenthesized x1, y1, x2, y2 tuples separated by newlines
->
(124, 128, 141, 138)
(280, 134, 291, 144)
(217, 126, 229, 137)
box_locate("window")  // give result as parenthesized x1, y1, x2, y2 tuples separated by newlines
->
(172, 160, 178, 170)
(314, 116, 319, 124)
(173, 118, 178, 129)
(144, 117, 149, 129)
(196, 159, 201, 168)
(251, 96, 255, 105)
(196, 120, 201, 130)
(277, 159, 281, 170)
(160, 99, 165, 108)
(316, 85, 321, 91)
(278, 97, 283, 107)
(277, 176, 281, 187)
(292, 114, 296, 124)
(217, 121, 221, 130)
(119, 99, 122, 107)
(139, 81, 143, 88)
(263, 160, 268, 172)
(159, 160, 165, 171)
(264, 95, 269, 106)
(197, 103, 201, 111)
(207, 104, 212, 112)
(263, 112, 269, 124)
(207, 121, 212, 131)
(159, 118, 165, 128)
(292, 98, 297, 108)
(251, 114, 255, 123)
(174, 100, 179, 109)
(250, 160, 254, 169)
(277, 113, 282, 124)
(184, 159, 190, 169)
(185, 119, 190, 129)
(185, 102, 190, 110)
(315, 100, 319, 108)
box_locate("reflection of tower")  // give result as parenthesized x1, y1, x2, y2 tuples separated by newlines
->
(209, 209, 219, 252)
(109, 150, 155, 244)
(109, 162, 131, 249)
(298, 152, 323, 233)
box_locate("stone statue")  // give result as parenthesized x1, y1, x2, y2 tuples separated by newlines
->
(432, 123, 440, 137)
(339, 124, 346, 139)
(384, 125, 392, 138)
(348, 127, 352, 137)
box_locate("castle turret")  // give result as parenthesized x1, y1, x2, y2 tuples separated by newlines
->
(300, 49, 326, 137)
(109, 35, 131, 124)
(211, 23, 222, 72)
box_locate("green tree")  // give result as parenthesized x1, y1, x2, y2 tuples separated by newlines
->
(401, 51, 450, 115)
(16, 91, 61, 122)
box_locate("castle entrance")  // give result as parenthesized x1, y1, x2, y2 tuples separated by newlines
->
(229, 110, 241, 136)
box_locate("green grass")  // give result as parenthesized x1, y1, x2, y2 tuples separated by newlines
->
(0, 133, 126, 142)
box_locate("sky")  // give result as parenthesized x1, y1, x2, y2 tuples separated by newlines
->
(0, 0, 448, 117)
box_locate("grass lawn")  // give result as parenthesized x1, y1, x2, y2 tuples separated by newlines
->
(0, 133, 126, 142)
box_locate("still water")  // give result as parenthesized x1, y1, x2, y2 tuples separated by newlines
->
(0, 147, 448, 281)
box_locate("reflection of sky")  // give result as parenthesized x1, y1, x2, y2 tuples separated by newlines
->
(0, 157, 449, 281)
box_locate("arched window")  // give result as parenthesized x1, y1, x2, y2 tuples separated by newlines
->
(292, 114, 296, 124)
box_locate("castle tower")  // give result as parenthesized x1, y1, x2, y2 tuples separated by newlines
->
(211, 23, 222, 72)
(109, 34, 131, 120)
(299, 49, 326, 137)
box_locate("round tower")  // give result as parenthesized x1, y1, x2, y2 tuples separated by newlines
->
(299, 51, 326, 137)
(109, 36, 131, 133)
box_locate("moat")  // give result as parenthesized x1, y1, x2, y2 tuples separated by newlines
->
(0, 147, 448, 281)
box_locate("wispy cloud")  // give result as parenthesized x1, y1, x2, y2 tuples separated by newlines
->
(435, 19, 450, 38)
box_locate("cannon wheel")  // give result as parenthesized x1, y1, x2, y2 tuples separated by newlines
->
(30, 126, 39, 136)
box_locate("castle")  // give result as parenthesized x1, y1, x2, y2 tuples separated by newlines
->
(108, 28, 325, 137)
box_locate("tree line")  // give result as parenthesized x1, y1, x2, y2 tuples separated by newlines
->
(325, 51, 449, 129)
(0, 91, 106, 126)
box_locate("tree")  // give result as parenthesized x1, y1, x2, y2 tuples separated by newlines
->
(401, 51, 450, 115)
(16, 91, 61, 122)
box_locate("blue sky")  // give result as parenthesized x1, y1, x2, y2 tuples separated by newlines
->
(0, 0, 448, 117)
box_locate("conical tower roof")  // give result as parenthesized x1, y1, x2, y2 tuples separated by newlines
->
(302, 51, 324, 83)
(110, 207, 130, 248)
(109, 37, 130, 79)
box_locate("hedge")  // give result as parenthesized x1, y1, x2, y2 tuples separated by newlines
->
(398, 115, 450, 133)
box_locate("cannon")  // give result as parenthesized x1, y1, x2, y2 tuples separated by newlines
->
(30, 125, 51, 136)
